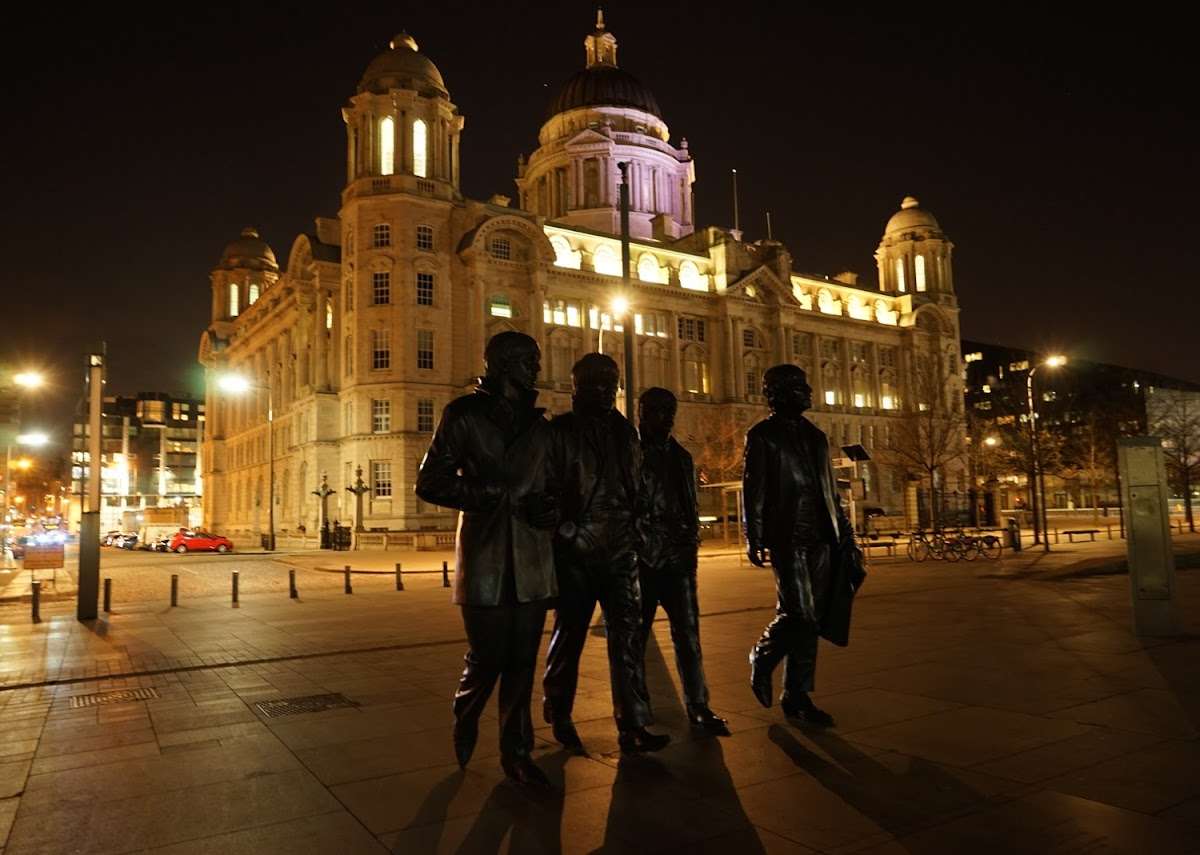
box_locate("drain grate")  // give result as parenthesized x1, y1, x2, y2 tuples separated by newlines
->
(69, 687, 160, 709)
(255, 693, 359, 719)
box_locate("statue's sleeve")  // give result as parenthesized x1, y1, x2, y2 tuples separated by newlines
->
(415, 404, 497, 512)
(743, 429, 767, 545)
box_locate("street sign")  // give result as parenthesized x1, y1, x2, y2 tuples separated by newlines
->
(24, 544, 65, 570)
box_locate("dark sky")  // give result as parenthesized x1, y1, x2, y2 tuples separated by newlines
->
(3, 2, 1197, 441)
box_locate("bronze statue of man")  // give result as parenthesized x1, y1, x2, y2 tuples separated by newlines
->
(542, 353, 670, 753)
(744, 364, 858, 725)
(636, 387, 729, 735)
(416, 331, 559, 787)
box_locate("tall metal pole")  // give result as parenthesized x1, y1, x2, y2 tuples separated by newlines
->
(731, 168, 740, 235)
(78, 347, 104, 620)
(1026, 368, 1049, 553)
(267, 377, 275, 552)
(617, 162, 635, 418)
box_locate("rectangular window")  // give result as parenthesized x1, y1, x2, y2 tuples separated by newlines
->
(792, 332, 811, 358)
(372, 271, 390, 305)
(371, 460, 392, 498)
(850, 341, 869, 364)
(416, 272, 434, 306)
(416, 225, 434, 251)
(879, 347, 897, 369)
(417, 330, 434, 370)
(371, 329, 391, 370)
(372, 223, 391, 248)
(742, 328, 757, 349)
(820, 338, 840, 360)
(490, 238, 511, 260)
(677, 317, 706, 342)
(417, 398, 435, 432)
(371, 399, 391, 433)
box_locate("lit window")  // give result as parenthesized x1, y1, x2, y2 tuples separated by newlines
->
(637, 253, 663, 283)
(593, 244, 620, 276)
(489, 295, 512, 318)
(373, 223, 391, 248)
(417, 399, 435, 432)
(683, 349, 709, 394)
(566, 304, 581, 327)
(412, 119, 428, 178)
(416, 272, 434, 306)
(550, 234, 581, 269)
(895, 258, 906, 292)
(874, 300, 898, 325)
(416, 225, 433, 251)
(371, 399, 391, 433)
(371, 329, 390, 370)
(248, 283, 259, 305)
(417, 330, 434, 370)
(677, 316, 706, 342)
(380, 117, 395, 176)
(325, 300, 333, 330)
(824, 390, 837, 406)
(915, 254, 927, 292)
(544, 299, 568, 326)
(881, 395, 895, 410)
(371, 460, 392, 498)
(817, 289, 841, 315)
(372, 271, 391, 305)
(982, 384, 991, 394)
(490, 238, 511, 260)
(964, 352, 983, 363)
(854, 394, 866, 408)
(679, 260, 705, 291)
(229, 283, 239, 317)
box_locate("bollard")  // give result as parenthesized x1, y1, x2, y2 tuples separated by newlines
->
(344, 565, 353, 594)
(1107, 523, 1113, 541)
(103, 577, 112, 613)
(442, 560, 450, 588)
(31, 580, 41, 624)
(395, 562, 404, 591)
(289, 569, 297, 599)
(232, 571, 239, 605)
(170, 574, 178, 608)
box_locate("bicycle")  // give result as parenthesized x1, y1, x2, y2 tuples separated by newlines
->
(906, 529, 947, 562)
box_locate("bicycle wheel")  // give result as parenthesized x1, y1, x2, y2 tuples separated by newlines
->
(910, 540, 931, 562)
(960, 537, 981, 561)
(943, 539, 963, 562)
(980, 536, 1003, 561)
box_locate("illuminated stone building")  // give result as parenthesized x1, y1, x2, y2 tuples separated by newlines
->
(199, 16, 966, 543)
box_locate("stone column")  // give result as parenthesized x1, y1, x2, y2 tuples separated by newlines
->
(315, 292, 329, 391)
(724, 316, 737, 401)
(668, 310, 682, 394)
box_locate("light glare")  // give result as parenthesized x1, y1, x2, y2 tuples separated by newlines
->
(218, 375, 252, 394)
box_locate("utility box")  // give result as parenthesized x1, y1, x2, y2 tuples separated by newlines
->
(1117, 437, 1180, 636)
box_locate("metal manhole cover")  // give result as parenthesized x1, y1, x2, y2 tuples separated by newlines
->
(255, 693, 359, 719)
(69, 687, 160, 709)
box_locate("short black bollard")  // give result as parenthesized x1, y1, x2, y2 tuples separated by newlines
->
(344, 565, 353, 594)
(103, 577, 112, 613)
(232, 571, 239, 605)
(442, 560, 450, 588)
(170, 574, 178, 608)
(31, 580, 41, 624)
(395, 562, 404, 591)
(289, 569, 297, 599)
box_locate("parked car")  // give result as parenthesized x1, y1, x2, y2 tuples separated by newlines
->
(169, 530, 234, 554)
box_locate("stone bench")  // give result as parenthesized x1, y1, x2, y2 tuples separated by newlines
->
(1062, 528, 1100, 543)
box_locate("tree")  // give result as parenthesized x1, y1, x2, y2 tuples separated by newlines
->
(1146, 386, 1200, 532)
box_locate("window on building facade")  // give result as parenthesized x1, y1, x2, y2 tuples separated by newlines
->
(792, 332, 812, 360)
(744, 354, 764, 399)
(248, 283, 259, 305)
(879, 347, 897, 369)
(412, 119, 428, 178)
(641, 343, 668, 388)
(823, 363, 843, 406)
(489, 238, 511, 260)
(544, 299, 582, 328)
(683, 347, 710, 395)
(416, 272, 434, 306)
(850, 341, 870, 365)
(915, 254, 927, 292)
(371, 329, 391, 370)
(549, 234, 581, 269)
(895, 258, 906, 292)
(229, 283, 239, 317)
(634, 312, 669, 337)
(637, 253, 664, 284)
(880, 372, 898, 410)
(371, 460, 392, 498)
(344, 335, 353, 375)
(742, 328, 760, 349)
(678, 316, 706, 343)
(325, 300, 333, 330)
(852, 367, 872, 408)
(592, 244, 621, 276)
(372, 223, 391, 248)
(417, 399, 435, 433)
(417, 329, 434, 370)
(679, 260, 705, 291)
(550, 333, 573, 383)
(380, 117, 395, 176)
(416, 224, 433, 251)
(820, 337, 841, 361)
(372, 271, 390, 305)
(371, 399, 391, 433)
(489, 295, 512, 318)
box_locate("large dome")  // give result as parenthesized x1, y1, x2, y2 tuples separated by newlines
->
(546, 64, 662, 122)
(219, 227, 278, 272)
(885, 196, 940, 236)
(358, 32, 447, 96)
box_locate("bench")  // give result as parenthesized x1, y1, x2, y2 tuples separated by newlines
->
(1063, 528, 1100, 543)
(861, 539, 899, 556)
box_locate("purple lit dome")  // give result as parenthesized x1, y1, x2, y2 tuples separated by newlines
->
(546, 65, 662, 122)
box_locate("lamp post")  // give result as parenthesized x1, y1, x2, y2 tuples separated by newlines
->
(1025, 355, 1066, 553)
(218, 372, 275, 551)
(313, 473, 335, 548)
(616, 161, 636, 417)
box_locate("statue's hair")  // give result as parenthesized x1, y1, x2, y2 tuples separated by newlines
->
(639, 386, 677, 410)
(763, 363, 809, 401)
(571, 352, 619, 385)
(483, 331, 539, 377)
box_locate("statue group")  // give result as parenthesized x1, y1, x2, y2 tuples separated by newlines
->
(417, 332, 865, 787)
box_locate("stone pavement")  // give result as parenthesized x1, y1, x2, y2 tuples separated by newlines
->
(0, 537, 1197, 853)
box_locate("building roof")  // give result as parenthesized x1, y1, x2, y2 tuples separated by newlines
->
(218, 227, 278, 272)
(884, 196, 941, 236)
(545, 64, 661, 121)
(358, 32, 447, 97)
(306, 235, 341, 264)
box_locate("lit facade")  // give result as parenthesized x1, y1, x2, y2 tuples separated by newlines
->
(199, 18, 966, 543)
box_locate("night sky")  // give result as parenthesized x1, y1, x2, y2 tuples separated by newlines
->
(3, 2, 1196, 442)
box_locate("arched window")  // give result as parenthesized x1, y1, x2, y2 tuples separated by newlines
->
(380, 116, 395, 176)
(679, 260, 704, 291)
(229, 283, 239, 317)
(412, 119, 428, 178)
(641, 342, 667, 389)
(550, 235, 581, 269)
(895, 257, 907, 292)
(744, 353, 763, 400)
(682, 346, 710, 395)
(637, 253, 663, 283)
(822, 363, 843, 406)
(592, 244, 620, 276)
(248, 283, 259, 305)
(880, 371, 898, 410)
(915, 254, 927, 292)
(851, 366, 872, 408)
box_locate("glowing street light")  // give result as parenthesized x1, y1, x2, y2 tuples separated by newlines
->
(1026, 354, 1068, 552)
(984, 436, 999, 448)
(13, 371, 44, 389)
(610, 295, 630, 319)
(217, 374, 253, 394)
(16, 432, 49, 447)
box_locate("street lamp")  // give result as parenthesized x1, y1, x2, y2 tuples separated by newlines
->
(13, 372, 44, 389)
(218, 372, 275, 551)
(1026, 355, 1067, 552)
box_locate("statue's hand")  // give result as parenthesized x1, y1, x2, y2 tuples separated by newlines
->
(747, 540, 768, 567)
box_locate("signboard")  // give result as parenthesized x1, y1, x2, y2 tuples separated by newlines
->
(24, 544, 65, 570)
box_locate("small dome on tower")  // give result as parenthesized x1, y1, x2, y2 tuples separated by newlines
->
(358, 32, 447, 96)
(219, 227, 278, 272)
(545, 11, 662, 121)
(884, 196, 941, 236)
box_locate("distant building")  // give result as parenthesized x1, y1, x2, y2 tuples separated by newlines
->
(71, 393, 205, 532)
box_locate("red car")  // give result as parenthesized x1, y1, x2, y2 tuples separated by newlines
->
(169, 530, 234, 554)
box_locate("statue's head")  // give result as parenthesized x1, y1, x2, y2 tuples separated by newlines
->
(638, 386, 677, 442)
(571, 353, 619, 417)
(763, 364, 813, 417)
(484, 331, 541, 393)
